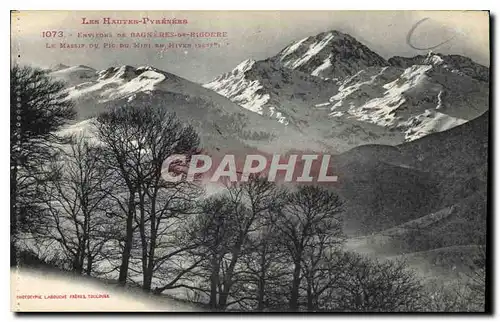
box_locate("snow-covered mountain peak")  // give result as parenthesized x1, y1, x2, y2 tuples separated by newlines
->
(273, 30, 388, 79)
(204, 57, 339, 125)
(389, 53, 489, 83)
(205, 59, 256, 85)
(50, 63, 70, 71)
(277, 30, 356, 63)
(52, 25, 488, 157)
(97, 65, 138, 81)
(49, 64, 98, 86)
(60, 65, 175, 106)
(278, 32, 336, 70)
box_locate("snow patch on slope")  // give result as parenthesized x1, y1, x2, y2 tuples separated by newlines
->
(312, 54, 333, 77)
(425, 53, 445, 66)
(279, 37, 309, 61)
(345, 65, 434, 126)
(283, 33, 335, 69)
(268, 106, 288, 124)
(403, 110, 467, 141)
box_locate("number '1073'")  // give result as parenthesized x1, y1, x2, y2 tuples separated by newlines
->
(41, 31, 64, 37)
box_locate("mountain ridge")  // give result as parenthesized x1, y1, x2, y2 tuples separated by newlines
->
(205, 30, 489, 143)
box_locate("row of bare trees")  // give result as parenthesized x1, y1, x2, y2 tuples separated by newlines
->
(17, 96, 427, 311)
(11, 65, 486, 312)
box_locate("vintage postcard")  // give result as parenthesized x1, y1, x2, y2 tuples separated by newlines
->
(10, 10, 490, 312)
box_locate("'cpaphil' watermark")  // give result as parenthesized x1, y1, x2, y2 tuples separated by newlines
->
(164, 154, 339, 183)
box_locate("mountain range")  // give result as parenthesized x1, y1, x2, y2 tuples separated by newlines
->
(205, 30, 488, 143)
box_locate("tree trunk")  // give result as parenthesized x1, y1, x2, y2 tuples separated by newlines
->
(306, 278, 314, 312)
(145, 193, 157, 292)
(141, 191, 158, 293)
(138, 192, 149, 291)
(86, 237, 92, 276)
(86, 254, 93, 276)
(218, 238, 244, 310)
(218, 256, 238, 309)
(143, 241, 156, 292)
(73, 255, 84, 274)
(78, 242, 86, 274)
(118, 193, 135, 285)
(289, 260, 302, 311)
(118, 230, 132, 285)
(218, 290, 229, 310)
(209, 257, 220, 309)
(257, 250, 267, 311)
(257, 276, 266, 311)
(143, 272, 153, 292)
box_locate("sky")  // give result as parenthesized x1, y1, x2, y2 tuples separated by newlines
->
(11, 10, 490, 83)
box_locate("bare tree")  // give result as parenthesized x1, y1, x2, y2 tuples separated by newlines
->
(95, 102, 200, 287)
(34, 135, 113, 274)
(186, 176, 285, 310)
(216, 176, 286, 309)
(238, 211, 289, 311)
(141, 178, 202, 292)
(190, 195, 239, 309)
(10, 65, 75, 265)
(94, 108, 139, 285)
(300, 230, 345, 311)
(325, 253, 425, 312)
(272, 185, 344, 311)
